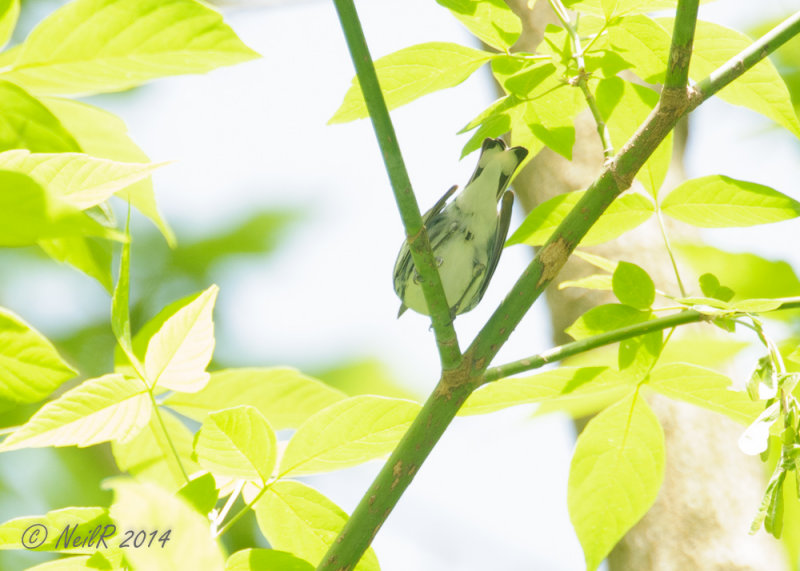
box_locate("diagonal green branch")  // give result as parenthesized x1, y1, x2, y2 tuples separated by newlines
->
(692, 9, 800, 107)
(332, 0, 461, 369)
(318, 5, 800, 571)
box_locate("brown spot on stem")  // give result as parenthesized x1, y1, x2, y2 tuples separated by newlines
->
(536, 237, 571, 288)
(391, 460, 403, 489)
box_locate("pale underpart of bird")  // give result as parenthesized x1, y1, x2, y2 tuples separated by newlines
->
(393, 137, 528, 318)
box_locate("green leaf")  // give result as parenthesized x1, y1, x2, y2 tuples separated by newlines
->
(608, 15, 670, 83)
(460, 366, 632, 416)
(573, 249, 618, 272)
(254, 480, 380, 571)
(0, 307, 76, 406)
(491, 58, 583, 160)
(596, 77, 672, 196)
(761, 470, 787, 538)
(0, 0, 259, 96)
(226, 549, 314, 571)
(313, 358, 417, 399)
(0, 150, 163, 209)
(646, 363, 762, 425)
(108, 480, 225, 570)
(568, 393, 664, 571)
(618, 329, 662, 379)
(661, 18, 800, 138)
(0, 374, 151, 451)
(0, 80, 79, 153)
(279, 395, 420, 477)
(730, 298, 784, 313)
(112, 407, 201, 492)
(194, 405, 276, 483)
(739, 401, 779, 456)
(25, 554, 121, 569)
(747, 356, 776, 401)
(675, 244, 800, 302)
(144, 284, 218, 392)
(507, 190, 654, 246)
(168, 210, 297, 277)
(41, 97, 174, 245)
(0, 0, 19, 50)
(661, 175, 800, 227)
(461, 94, 544, 158)
(0, 170, 124, 246)
(38, 236, 113, 292)
(114, 291, 203, 372)
(164, 368, 346, 430)
(330, 42, 493, 123)
(558, 273, 614, 292)
(698, 273, 735, 302)
(652, 332, 747, 369)
(564, 0, 687, 17)
(0, 506, 113, 552)
(612, 261, 655, 309)
(435, 0, 521, 51)
(566, 303, 648, 340)
(177, 473, 219, 516)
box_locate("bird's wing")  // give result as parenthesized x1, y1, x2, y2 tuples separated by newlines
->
(393, 185, 458, 317)
(422, 184, 458, 225)
(474, 190, 514, 304)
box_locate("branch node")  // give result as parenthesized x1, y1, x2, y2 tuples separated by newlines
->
(435, 354, 476, 398)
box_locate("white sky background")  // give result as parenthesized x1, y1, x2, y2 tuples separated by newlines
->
(3, 0, 800, 570)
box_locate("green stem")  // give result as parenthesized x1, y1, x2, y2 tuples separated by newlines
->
(487, 299, 800, 382)
(655, 206, 686, 297)
(580, 21, 609, 56)
(216, 485, 269, 538)
(485, 310, 700, 381)
(147, 392, 189, 485)
(694, 10, 800, 105)
(332, 0, 460, 369)
(214, 480, 245, 529)
(549, 0, 614, 157)
(664, 0, 700, 90)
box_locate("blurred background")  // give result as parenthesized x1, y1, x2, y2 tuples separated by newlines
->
(1, 0, 799, 569)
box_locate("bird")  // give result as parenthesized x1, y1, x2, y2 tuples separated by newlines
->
(393, 137, 528, 318)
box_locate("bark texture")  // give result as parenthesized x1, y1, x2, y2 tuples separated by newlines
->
(504, 1, 787, 568)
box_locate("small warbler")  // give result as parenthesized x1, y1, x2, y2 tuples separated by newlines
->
(393, 137, 528, 318)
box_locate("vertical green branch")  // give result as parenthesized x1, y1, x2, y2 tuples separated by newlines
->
(664, 0, 700, 90)
(332, 0, 461, 369)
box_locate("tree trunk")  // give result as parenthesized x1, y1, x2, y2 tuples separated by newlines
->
(504, 1, 787, 568)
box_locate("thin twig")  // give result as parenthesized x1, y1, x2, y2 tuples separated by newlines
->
(484, 298, 800, 382)
(332, 0, 461, 369)
(549, 0, 614, 157)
